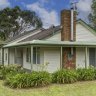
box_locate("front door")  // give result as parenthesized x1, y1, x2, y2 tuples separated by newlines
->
(89, 48, 96, 67)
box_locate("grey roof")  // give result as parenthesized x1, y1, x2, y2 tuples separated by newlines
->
(5, 28, 42, 43)
(5, 26, 61, 43)
(19, 25, 61, 43)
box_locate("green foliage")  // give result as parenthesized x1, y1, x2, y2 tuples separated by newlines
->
(2, 65, 96, 89)
(0, 6, 42, 40)
(0, 65, 4, 79)
(77, 68, 95, 81)
(5, 71, 51, 88)
(0, 64, 25, 79)
(88, 0, 96, 29)
(52, 69, 78, 84)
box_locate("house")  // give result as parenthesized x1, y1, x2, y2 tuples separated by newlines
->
(0, 9, 96, 73)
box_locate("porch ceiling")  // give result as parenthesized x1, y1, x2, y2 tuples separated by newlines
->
(3, 40, 96, 48)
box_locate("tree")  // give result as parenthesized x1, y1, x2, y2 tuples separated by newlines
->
(0, 6, 42, 40)
(88, 0, 96, 30)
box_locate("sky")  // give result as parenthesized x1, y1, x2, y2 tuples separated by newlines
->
(0, 0, 92, 28)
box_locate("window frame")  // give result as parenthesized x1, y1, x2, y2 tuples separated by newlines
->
(33, 47, 40, 64)
(26, 47, 31, 63)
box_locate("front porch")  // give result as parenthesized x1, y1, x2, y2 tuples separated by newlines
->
(7, 46, 61, 73)
(3, 40, 96, 72)
(3, 47, 95, 72)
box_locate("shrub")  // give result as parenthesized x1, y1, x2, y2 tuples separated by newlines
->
(77, 68, 95, 81)
(52, 69, 78, 84)
(93, 68, 96, 79)
(5, 71, 51, 88)
(0, 64, 25, 79)
(31, 71, 51, 87)
(0, 65, 4, 79)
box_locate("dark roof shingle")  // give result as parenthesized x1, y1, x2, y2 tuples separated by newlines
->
(19, 26, 61, 43)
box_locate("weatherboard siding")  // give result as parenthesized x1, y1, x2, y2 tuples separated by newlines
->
(46, 31, 61, 41)
(44, 47, 60, 73)
(76, 47, 89, 68)
(76, 23, 96, 41)
(32, 47, 60, 73)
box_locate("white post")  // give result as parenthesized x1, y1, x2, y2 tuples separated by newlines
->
(60, 47, 63, 69)
(85, 47, 88, 68)
(71, 8, 74, 41)
(15, 48, 17, 64)
(31, 46, 33, 72)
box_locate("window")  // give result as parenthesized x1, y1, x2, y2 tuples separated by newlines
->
(33, 47, 40, 64)
(26, 48, 31, 62)
(89, 48, 96, 67)
(33, 47, 36, 64)
(37, 47, 40, 64)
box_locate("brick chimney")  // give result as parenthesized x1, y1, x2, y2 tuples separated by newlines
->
(61, 10, 76, 41)
(61, 9, 76, 69)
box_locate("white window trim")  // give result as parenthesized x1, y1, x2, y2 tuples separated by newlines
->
(33, 47, 40, 64)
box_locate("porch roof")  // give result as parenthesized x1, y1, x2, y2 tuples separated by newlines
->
(3, 40, 96, 48)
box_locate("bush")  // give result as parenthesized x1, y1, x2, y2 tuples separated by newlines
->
(5, 71, 51, 88)
(93, 68, 96, 79)
(0, 64, 25, 79)
(77, 68, 95, 81)
(52, 69, 78, 84)
(0, 65, 4, 79)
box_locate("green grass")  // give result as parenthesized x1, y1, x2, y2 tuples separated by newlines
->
(0, 80, 96, 96)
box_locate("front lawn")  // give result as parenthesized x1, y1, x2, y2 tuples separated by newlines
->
(0, 80, 96, 96)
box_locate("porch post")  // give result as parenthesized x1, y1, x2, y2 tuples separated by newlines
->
(60, 46, 63, 69)
(2, 48, 4, 66)
(8, 48, 9, 65)
(85, 47, 88, 68)
(14, 48, 17, 64)
(31, 46, 33, 72)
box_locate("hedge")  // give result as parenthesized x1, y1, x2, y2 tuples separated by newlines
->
(52, 69, 78, 84)
(1, 65, 96, 88)
(77, 68, 95, 81)
(5, 71, 51, 88)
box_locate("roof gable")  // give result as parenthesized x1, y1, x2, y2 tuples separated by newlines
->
(77, 19, 96, 35)
(45, 31, 61, 41)
(76, 20, 96, 41)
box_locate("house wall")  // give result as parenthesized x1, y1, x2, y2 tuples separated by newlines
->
(76, 47, 89, 68)
(43, 47, 60, 73)
(76, 23, 96, 41)
(32, 47, 60, 73)
(46, 31, 61, 41)
(4, 48, 8, 65)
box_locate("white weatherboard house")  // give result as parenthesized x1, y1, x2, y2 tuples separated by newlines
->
(0, 9, 96, 73)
